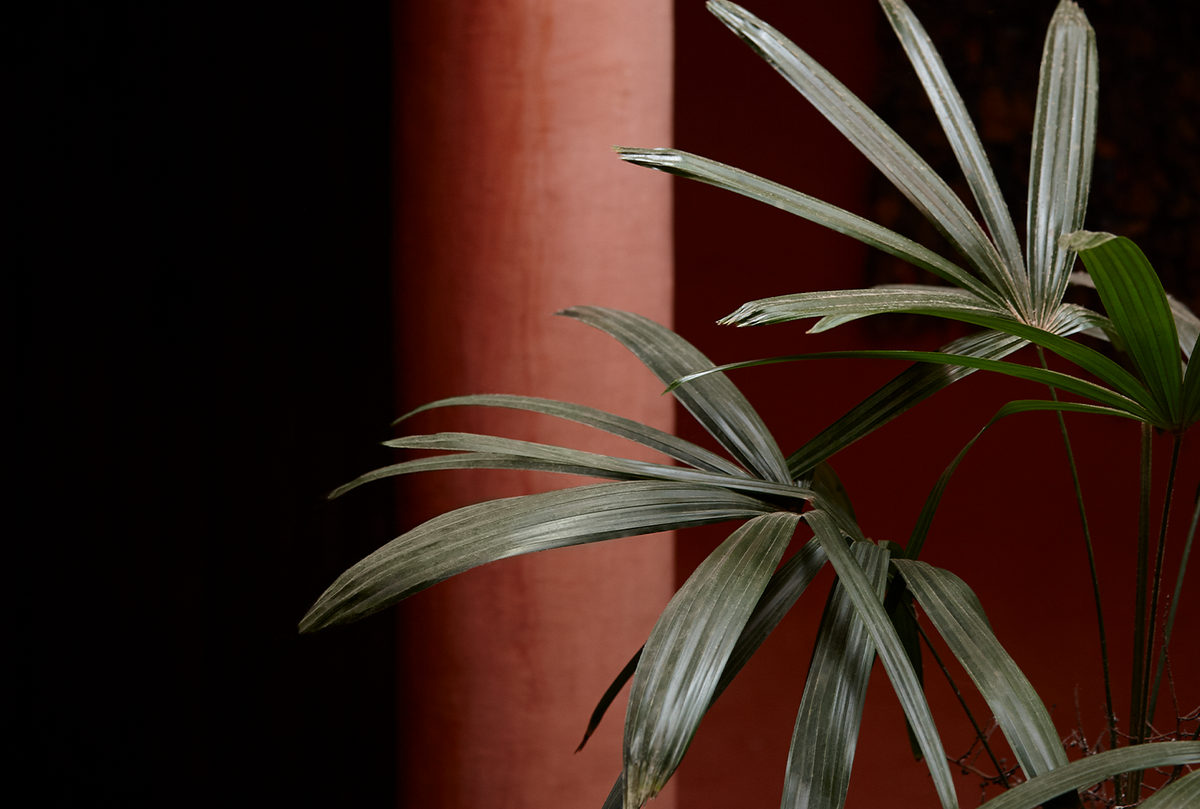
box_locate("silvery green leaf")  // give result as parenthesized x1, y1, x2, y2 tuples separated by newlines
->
(722, 285, 1010, 329)
(299, 481, 777, 633)
(879, 0, 1029, 314)
(893, 561, 1068, 777)
(396, 393, 747, 476)
(1028, 1, 1098, 325)
(561, 306, 792, 484)
(976, 742, 1199, 809)
(782, 541, 888, 809)
(706, 0, 1014, 309)
(806, 510, 958, 809)
(623, 513, 800, 807)
(615, 147, 1001, 307)
(1138, 769, 1200, 809)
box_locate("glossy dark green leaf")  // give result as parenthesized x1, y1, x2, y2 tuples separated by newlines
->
(894, 561, 1068, 778)
(395, 393, 747, 476)
(560, 306, 791, 483)
(805, 510, 957, 809)
(299, 481, 777, 633)
(623, 513, 801, 807)
(1027, 1, 1098, 325)
(782, 541, 889, 809)
(976, 742, 1200, 809)
(1065, 232, 1186, 428)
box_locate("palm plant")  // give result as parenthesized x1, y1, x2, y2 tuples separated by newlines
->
(301, 1, 1199, 807)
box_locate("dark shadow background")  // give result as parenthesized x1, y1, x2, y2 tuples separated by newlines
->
(78, 0, 1193, 806)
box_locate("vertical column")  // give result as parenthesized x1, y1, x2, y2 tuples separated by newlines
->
(394, 1, 675, 807)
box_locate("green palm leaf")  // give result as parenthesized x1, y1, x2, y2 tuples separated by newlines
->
(396, 393, 748, 477)
(782, 541, 889, 809)
(614, 148, 999, 306)
(705, 0, 1013, 310)
(722, 285, 1010, 329)
(879, 0, 1029, 313)
(581, 535, 829, 754)
(1065, 232, 1189, 429)
(1139, 770, 1200, 809)
(805, 510, 958, 809)
(893, 561, 1068, 778)
(623, 512, 801, 808)
(560, 306, 791, 483)
(329, 432, 814, 504)
(299, 481, 777, 633)
(1028, 1, 1098, 325)
(976, 742, 1200, 809)
(785, 330, 1026, 478)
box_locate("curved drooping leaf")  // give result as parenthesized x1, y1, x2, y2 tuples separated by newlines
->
(581, 534, 829, 754)
(1065, 232, 1189, 429)
(332, 432, 814, 504)
(720, 285, 1009, 329)
(614, 147, 999, 307)
(805, 510, 958, 809)
(1139, 769, 1200, 809)
(670, 347, 1154, 424)
(976, 742, 1200, 809)
(299, 481, 777, 633)
(623, 512, 801, 808)
(560, 306, 792, 484)
(785, 329, 1026, 478)
(904, 398, 1133, 562)
(705, 0, 1012, 308)
(879, 0, 1028, 314)
(783, 541, 888, 809)
(1027, 1, 1098, 325)
(893, 561, 1068, 778)
(395, 393, 748, 477)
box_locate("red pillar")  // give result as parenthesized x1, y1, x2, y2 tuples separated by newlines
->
(393, 1, 675, 806)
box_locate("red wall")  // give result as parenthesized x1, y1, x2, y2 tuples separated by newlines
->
(391, 1, 1198, 806)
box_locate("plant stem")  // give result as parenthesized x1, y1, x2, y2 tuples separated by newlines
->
(1127, 421, 1153, 803)
(1035, 347, 1118, 757)
(911, 605, 1011, 789)
(1149, 486, 1198, 735)
(1143, 435, 1183, 731)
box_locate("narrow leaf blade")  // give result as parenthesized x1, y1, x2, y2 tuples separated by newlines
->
(806, 510, 958, 809)
(300, 481, 777, 633)
(782, 541, 889, 809)
(976, 742, 1199, 809)
(561, 306, 791, 483)
(706, 0, 1016, 309)
(1027, 1, 1098, 324)
(894, 561, 1068, 777)
(880, 0, 1028, 311)
(623, 512, 801, 807)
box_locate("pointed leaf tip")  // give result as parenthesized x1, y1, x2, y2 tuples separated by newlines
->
(1060, 230, 1116, 252)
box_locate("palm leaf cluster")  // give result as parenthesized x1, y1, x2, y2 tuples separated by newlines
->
(302, 1, 1199, 807)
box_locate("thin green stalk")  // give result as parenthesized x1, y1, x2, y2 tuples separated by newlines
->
(1144, 435, 1184, 730)
(911, 604, 1011, 789)
(1035, 347, 1118, 757)
(1151, 488, 1198, 733)
(1127, 421, 1153, 803)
